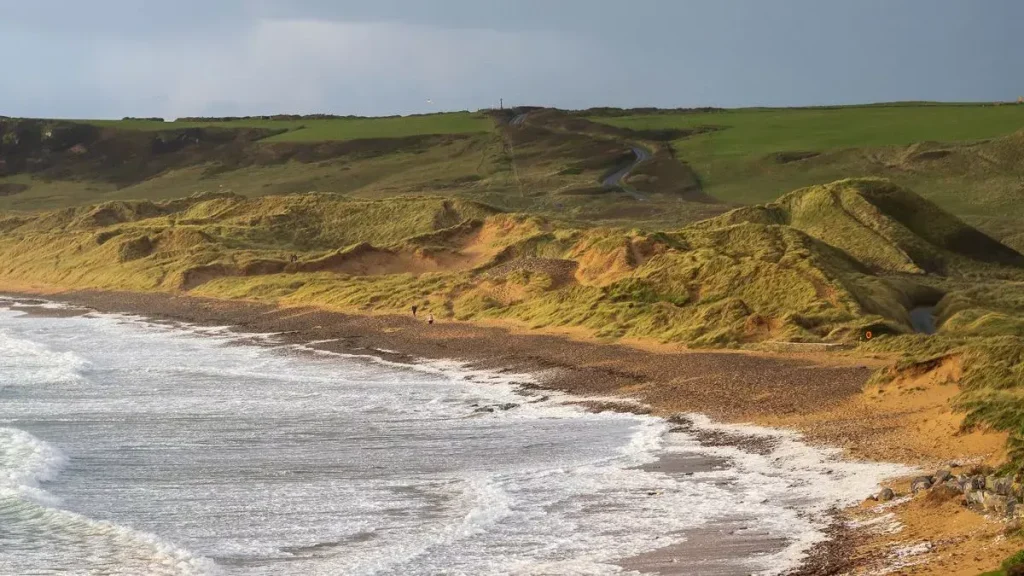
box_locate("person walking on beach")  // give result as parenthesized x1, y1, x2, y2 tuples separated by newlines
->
(411, 304, 418, 317)
(427, 313, 434, 325)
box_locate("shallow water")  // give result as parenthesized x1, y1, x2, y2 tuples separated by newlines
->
(0, 298, 909, 575)
(909, 306, 937, 335)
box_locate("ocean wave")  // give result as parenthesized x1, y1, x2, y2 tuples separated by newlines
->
(0, 427, 217, 576)
(0, 327, 92, 387)
(0, 427, 68, 506)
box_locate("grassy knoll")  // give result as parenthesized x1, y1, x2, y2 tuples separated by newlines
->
(85, 112, 494, 142)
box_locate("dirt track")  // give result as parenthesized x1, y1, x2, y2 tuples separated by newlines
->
(601, 145, 652, 201)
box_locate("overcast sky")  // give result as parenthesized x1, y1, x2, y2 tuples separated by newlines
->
(2, 0, 1021, 119)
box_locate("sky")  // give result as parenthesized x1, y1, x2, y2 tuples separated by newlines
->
(1, 0, 1021, 119)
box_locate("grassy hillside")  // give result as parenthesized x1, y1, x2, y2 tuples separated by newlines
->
(0, 111, 729, 229)
(5, 104, 1024, 242)
(703, 178, 1024, 275)
(588, 104, 1024, 249)
(0, 178, 1016, 343)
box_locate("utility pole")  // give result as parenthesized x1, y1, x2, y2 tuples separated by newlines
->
(500, 98, 503, 110)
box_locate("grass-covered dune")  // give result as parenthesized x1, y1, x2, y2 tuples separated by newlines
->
(702, 178, 1024, 275)
(0, 177, 1018, 348)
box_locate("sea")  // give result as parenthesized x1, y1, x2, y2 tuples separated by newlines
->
(0, 296, 909, 575)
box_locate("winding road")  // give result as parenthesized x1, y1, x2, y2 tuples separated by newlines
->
(602, 145, 652, 201)
(507, 112, 652, 202)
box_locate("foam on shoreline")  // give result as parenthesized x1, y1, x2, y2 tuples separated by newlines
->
(0, 296, 912, 574)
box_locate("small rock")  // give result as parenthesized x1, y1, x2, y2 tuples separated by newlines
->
(877, 487, 895, 502)
(943, 479, 963, 494)
(983, 492, 1012, 515)
(911, 476, 934, 494)
(934, 470, 953, 484)
(472, 402, 520, 414)
(992, 476, 1013, 497)
(970, 475, 986, 490)
(965, 488, 987, 507)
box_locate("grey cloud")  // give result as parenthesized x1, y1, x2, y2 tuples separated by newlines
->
(82, 18, 590, 118)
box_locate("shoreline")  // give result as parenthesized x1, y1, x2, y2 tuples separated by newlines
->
(5, 289, 878, 423)
(0, 288, 1007, 574)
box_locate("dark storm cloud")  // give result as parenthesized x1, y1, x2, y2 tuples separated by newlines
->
(0, 0, 1021, 118)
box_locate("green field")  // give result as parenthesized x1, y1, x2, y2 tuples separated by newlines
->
(590, 104, 1024, 247)
(86, 111, 495, 142)
(592, 105, 1024, 158)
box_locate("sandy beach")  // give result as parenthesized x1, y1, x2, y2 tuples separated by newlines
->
(1, 288, 1014, 574)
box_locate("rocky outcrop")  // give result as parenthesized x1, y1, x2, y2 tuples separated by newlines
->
(910, 476, 933, 493)
(873, 469, 1024, 519)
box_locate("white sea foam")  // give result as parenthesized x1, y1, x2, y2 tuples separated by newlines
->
(0, 428, 217, 575)
(0, 427, 68, 505)
(679, 414, 916, 573)
(0, 329, 91, 386)
(0, 300, 914, 575)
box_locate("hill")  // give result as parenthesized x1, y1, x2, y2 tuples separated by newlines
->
(0, 111, 729, 229)
(586, 104, 1024, 250)
(5, 104, 1024, 247)
(701, 178, 1024, 275)
(1, 179, 1017, 345)
(86, 111, 494, 142)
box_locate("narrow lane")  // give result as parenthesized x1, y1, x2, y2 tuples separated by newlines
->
(602, 145, 653, 201)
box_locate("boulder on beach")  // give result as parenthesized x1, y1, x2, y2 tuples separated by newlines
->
(991, 476, 1013, 497)
(911, 476, 933, 494)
